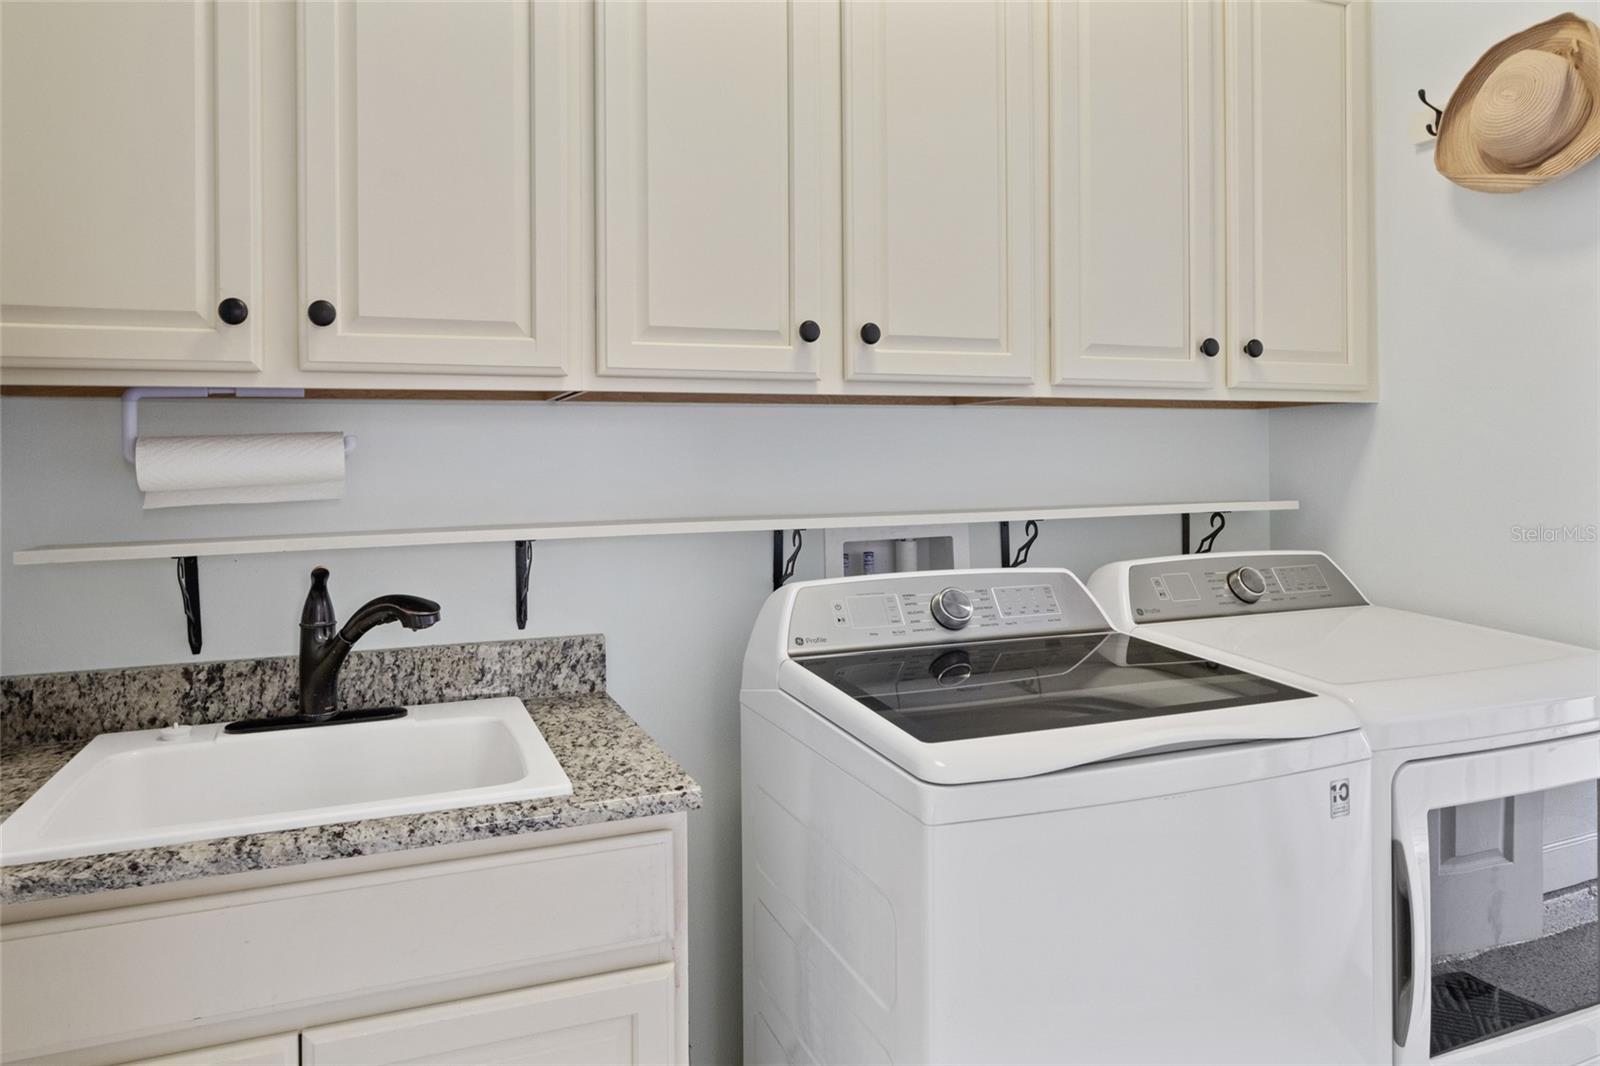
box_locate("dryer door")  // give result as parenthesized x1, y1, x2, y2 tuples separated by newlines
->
(1391, 733, 1599, 1064)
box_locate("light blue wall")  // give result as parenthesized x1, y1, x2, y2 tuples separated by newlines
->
(1270, 0, 1600, 650)
(0, 395, 1272, 1065)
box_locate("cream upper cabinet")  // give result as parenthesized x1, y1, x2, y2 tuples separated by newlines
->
(1051, 0, 1225, 389)
(1226, 0, 1373, 391)
(844, 0, 1047, 386)
(299, 966, 675, 1066)
(298, 0, 585, 377)
(0, 1, 262, 372)
(596, 0, 840, 380)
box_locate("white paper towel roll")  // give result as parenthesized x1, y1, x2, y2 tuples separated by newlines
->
(135, 433, 347, 509)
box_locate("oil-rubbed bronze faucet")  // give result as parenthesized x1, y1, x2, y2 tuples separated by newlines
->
(298, 567, 440, 719)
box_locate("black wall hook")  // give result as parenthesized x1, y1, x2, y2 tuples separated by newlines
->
(1000, 519, 1039, 568)
(1418, 89, 1443, 137)
(1196, 512, 1227, 554)
(175, 556, 201, 655)
(1179, 511, 1228, 554)
(773, 529, 804, 589)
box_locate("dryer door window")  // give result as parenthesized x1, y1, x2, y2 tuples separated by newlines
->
(1391, 736, 1599, 1062)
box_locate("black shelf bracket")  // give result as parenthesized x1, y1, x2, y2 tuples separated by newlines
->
(1180, 512, 1228, 554)
(999, 519, 1039, 568)
(773, 530, 804, 590)
(175, 555, 202, 655)
(514, 540, 533, 630)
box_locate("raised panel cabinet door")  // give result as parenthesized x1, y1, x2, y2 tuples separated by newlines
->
(844, 0, 1046, 385)
(299, 965, 677, 1066)
(121, 1033, 299, 1066)
(597, 0, 839, 380)
(299, 0, 584, 376)
(0, 1, 262, 372)
(1052, 0, 1224, 388)
(1226, 0, 1373, 391)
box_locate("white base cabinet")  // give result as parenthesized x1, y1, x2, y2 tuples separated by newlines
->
(300, 966, 675, 1066)
(120, 969, 673, 1066)
(123, 1036, 299, 1066)
(1, 816, 688, 1066)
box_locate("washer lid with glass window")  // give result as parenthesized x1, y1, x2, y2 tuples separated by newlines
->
(770, 569, 1362, 784)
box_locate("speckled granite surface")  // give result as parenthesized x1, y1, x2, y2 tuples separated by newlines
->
(1, 635, 606, 748)
(0, 639, 701, 906)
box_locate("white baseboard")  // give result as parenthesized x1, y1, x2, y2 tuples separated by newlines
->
(1545, 832, 1598, 894)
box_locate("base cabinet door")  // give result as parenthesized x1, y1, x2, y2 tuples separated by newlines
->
(299, 965, 676, 1066)
(844, 0, 1046, 386)
(121, 1034, 299, 1066)
(0, 0, 262, 372)
(597, 0, 839, 381)
(1051, 0, 1224, 388)
(1226, 0, 1372, 391)
(297, 0, 584, 377)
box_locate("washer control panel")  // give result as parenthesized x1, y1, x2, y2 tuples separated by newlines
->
(787, 569, 1106, 655)
(1126, 553, 1365, 623)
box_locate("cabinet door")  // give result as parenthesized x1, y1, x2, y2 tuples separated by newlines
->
(1052, 1, 1224, 388)
(122, 1034, 299, 1066)
(0, 1, 261, 372)
(1226, 0, 1372, 391)
(300, 965, 676, 1066)
(298, 0, 583, 377)
(844, 0, 1046, 385)
(597, 0, 839, 380)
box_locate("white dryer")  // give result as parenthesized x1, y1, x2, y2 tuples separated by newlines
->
(1089, 551, 1600, 1066)
(741, 568, 1377, 1065)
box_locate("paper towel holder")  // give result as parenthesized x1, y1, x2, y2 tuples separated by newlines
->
(121, 387, 358, 464)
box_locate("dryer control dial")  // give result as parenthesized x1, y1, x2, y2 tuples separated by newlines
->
(1226, 566, 1267, 604)
(930, 587, 974, 630)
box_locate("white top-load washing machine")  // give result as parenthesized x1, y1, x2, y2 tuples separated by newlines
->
(1088, 551, 1600, 1066)
(741, 568, 1377, 1066)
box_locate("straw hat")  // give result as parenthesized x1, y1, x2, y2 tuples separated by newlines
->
(1436, 12, 1600, 193)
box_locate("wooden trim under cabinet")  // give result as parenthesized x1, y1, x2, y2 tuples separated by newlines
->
(0, 385, 1315, 409)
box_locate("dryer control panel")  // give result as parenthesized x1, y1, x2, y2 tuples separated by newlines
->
(786, 569, 1109, 655)
(1124, 553, 1366, 623)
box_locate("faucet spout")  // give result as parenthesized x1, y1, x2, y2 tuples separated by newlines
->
(297, 569, 440, 719)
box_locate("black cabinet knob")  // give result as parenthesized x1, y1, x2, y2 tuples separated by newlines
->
(1243, 338, 1264, 358)
(1199, 337, 1219, 358)
(860, 322, 881, 345)
(799, 320, 820, 343)
(307, 300, 337, 327)
(217, 298, 248, 326)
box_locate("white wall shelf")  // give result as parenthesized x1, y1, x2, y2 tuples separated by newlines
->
(13, 500, 1297, 566)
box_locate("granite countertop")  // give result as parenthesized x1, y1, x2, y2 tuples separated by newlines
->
(0, 638, 700, 907)
(0, 694, 699, 906)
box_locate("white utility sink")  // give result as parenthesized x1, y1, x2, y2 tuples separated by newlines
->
(0, 697, 572, 865)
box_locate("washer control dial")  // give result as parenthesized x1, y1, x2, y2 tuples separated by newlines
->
(1226, 566, 1268, 604)
(930, 587, 974, 630)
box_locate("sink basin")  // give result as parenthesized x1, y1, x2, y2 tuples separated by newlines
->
(0, 697, 571, 865)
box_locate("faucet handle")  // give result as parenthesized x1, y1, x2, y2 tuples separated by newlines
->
(301, 567, 337, 628)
